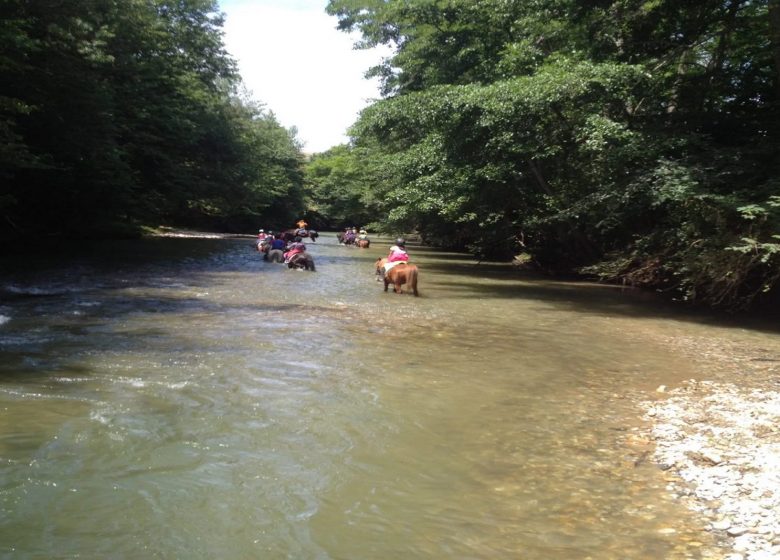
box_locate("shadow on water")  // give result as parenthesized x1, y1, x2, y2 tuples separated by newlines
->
(420, 258, 780, 336)
(3, 233, 779, 336)
(0, 236, 376, 289)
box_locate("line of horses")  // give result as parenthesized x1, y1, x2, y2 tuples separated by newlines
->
(337, 232, 418, 294)
(336, 231, 370, 248)
(256, 230, 420, 294)
(256, 228, 317, 271)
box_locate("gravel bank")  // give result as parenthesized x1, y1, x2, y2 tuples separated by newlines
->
(641, 378, 780, 560)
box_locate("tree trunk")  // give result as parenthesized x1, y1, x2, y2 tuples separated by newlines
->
(528, 160, 555, 197)
(667, 48, 690, 114)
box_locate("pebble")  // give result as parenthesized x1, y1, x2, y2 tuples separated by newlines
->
(641, 380, 780, 560)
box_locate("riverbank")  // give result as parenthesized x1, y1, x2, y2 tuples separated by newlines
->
(147, 226, 256, 239)
(637, 333, 780, 559)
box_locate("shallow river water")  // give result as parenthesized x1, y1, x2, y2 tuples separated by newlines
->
(1, 233, 779, 559)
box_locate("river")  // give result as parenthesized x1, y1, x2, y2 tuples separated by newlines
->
(1, 233, 779, 559)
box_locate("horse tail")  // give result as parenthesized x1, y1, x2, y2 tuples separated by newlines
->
(409, 265, 419, 296)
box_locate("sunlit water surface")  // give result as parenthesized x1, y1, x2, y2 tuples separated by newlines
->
(1, 234, 779, 558)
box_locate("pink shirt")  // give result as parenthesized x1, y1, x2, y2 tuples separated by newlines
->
(388, 248, 409, 262)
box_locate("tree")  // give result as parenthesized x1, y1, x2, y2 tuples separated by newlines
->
(0, 0, 306, 242)
(324, 0, 780, 309)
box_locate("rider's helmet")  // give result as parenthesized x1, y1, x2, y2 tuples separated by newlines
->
(294, 236, 303, 243)
(395, 238, 406, 247)
(259, 229, 264, 233)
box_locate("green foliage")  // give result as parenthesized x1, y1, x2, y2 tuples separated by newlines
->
(303, 144, 385, 228)
(0, 0, 304, 241)
(322, 0, 780, 310)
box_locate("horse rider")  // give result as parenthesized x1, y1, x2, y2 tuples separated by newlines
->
(358, 229, 368, 240)
(256, 229, 271, 251)
(284, 236, 306, 263)
(382, 238, 409, 276)
(269, 234, 286, 252)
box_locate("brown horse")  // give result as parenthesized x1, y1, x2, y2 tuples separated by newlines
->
(382, 262, 419, 296)
(266, 249, 284, 263)
(374, 258, 387, 279)
(356, 238, 370, 248)
(287, 252, 316, 271)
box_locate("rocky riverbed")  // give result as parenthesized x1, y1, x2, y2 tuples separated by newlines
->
(637, 330, 780, 560)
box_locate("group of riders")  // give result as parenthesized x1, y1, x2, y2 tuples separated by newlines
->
(336, 227, 411, 276)
(255, 220, 413, 279)
(337, 227, 369, 246)
(256, 219, 317, 269)
(337, 228, 410, 277)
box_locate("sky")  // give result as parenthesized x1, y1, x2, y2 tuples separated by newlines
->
(219, 0, 392, 153)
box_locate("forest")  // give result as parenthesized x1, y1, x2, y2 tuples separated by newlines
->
(2, 0, 780, 311)
(1, 0, 305, 241)
(310, 0, 780, 310)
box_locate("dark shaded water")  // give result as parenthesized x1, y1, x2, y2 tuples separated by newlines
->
(1, 233, 777, 558)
